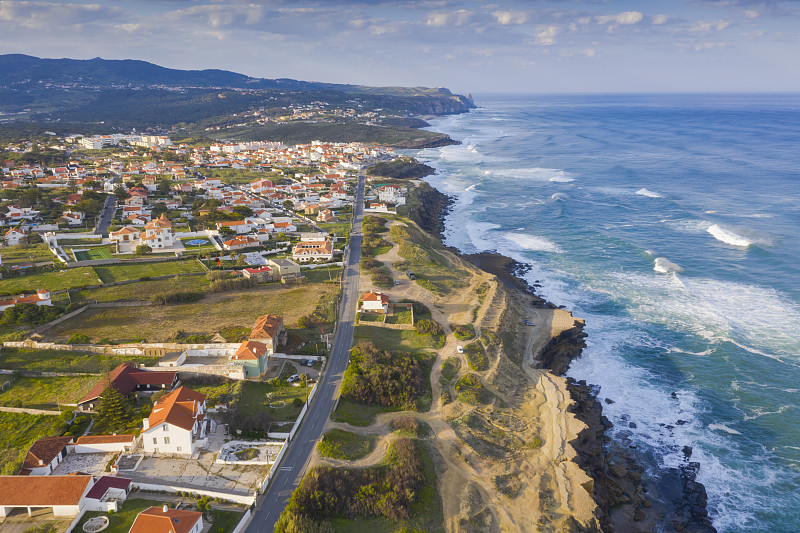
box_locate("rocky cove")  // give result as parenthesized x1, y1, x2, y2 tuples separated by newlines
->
(411, 180, 717, 532)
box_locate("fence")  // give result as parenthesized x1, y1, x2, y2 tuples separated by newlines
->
(131, 481, 256, 505)
(64, 508, 87, 533)
(230, 509, 253, 533)
(0, 405, 63, 416)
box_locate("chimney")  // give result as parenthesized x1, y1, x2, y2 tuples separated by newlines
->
(163, 504, 168, 513)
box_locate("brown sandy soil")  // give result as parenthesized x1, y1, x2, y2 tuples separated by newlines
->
(313, 218, 599, 532)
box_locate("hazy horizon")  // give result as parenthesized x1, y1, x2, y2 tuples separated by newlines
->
(2, 0, 800, 94)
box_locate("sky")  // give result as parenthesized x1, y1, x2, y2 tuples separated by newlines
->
(1, 0, 800, 93)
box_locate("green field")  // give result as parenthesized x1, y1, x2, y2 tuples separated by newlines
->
(0, 376, 98, 409)
(0, 347, 158, 373)
(330, 398, 398, 427)
(72, 247, 113, 261)
(238, 381, 310, 422)
(0, 411, 67, 475)
(0, 243, 54, 266)
(72, 275, 207, 303)
(0, 266, 100, 294)
(76, 499, 190, 533)
(353, 324, 444, 353)
(317, 428, 377, 460)
(48, 282, 338, 343)
(93, 260, 206, 283)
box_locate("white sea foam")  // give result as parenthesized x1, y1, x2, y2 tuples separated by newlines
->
(707, 224, 752, 248)
(708, 423, 742, 435)
(636, 188, 663, 198)
(551, 193, 568, 201)
(654, 257, 684, 274)
(503, 232, 563, 253)
(549, 174, 575, 183)
(487, 167, 575, 183)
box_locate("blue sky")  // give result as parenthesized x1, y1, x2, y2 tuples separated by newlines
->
(1, 0, 799, 93)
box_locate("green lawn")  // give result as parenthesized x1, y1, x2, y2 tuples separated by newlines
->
(385, 307, 412, 325)
(301, 265, 342, 284)
(70, 246, 114, 261)
(0, 347, 159, 373)
(0, 266, 100, 294)
(353, 325, 443, 353)
(317, 222, 351, 237)
(330, 398, 398, 427)
(0, 243, 54, 266)
(317, 428, 377, 460)
(180, 237, 218, 251)
(0, 376, 98, 409)
(94, 260, 206, 283)
(238, 381, 310, 422)
(75, 498, 177, 533)
(358, 313, 383, 323)
(208, 508, 246, 533)
(0, 411, 67, 475)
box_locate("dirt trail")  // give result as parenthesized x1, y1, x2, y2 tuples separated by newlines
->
(313, 218, 598, 532)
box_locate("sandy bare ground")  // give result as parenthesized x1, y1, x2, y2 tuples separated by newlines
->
(313, 219, 599, 532)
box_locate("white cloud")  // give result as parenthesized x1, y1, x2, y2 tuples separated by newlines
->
(425, 9, 471, 27)
(493, 10, 527, 25)
(689, 20, 731, 32)
(652, 14, 670, 25)
(596, 11, 644, 26)
(582, 48, 596, 58)
(743, 10, 759, 19)
(536, 25, 559, 46)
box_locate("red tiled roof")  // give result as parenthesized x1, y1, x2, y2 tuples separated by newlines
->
(250, 314, 283, 341)
(129, 506, 202, 533)
(79, 363, 176, 405)
(85, 476, 131, 501)
(73, 434, 135, 445)
(0, 475, 92, 506)
(147, 386, 206, 432)
(233, 340, 268, 361)
(21, 436, 73, 471)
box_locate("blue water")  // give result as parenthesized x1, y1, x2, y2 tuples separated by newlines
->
(412, 94, 800, 532)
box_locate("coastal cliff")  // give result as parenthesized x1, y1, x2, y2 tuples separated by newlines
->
(412, 180, 716, 533)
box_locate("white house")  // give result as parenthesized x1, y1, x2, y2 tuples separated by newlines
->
(378, 185, 406, 205)
(4, 228, 26, 245)
(61, 210, 85, 226)
(19, 436, 74, 476)
(292, 239, 333, 262)
(0, 475, 93, 518)
(361, 291, 390, 314)
(142, 386, 208, 455)
(0, 289, 52, 312)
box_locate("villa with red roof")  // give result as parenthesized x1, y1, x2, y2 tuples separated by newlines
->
(230, 340, 270, 378)
(292, 239, 333, 262)
(0, 289, 52, 312)
(78, 363, 178, 412)
(141, 386, 208, 455)
(249, 314, 287, 350)
(361, 291, 390, 314)
(110, 213, 174, 252)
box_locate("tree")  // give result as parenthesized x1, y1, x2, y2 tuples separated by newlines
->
(157, 179, 171, 195)
(95, 384, 131, 433)
(282, 200, 294, 211)
(135, 244, 152, 255)
(113, 184, 128, 199)
(218, 226, 235, 237)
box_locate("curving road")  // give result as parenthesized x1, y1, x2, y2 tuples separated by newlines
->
(245, 171, 365, 532)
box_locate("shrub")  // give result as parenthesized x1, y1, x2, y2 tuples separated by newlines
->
(341, 342, 426, 410)
(292, 397, 304, 408)
(414, 318, 443, 336)
(135, 244, 152, 255)
(152, 290, 204, 305)
(67, 333, 91, 344)
(464, 342, 488, 372)
(209, 277, 256, 293)
(452, 324, 475, 340)
(390, 416, 419, 435)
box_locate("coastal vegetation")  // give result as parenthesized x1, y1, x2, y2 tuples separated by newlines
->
(367, 157, 435, 180)
(317, 429, 377, 460)
(0, 411, 68, 474)
(276, 438, 441, 533)
(390, 223, 469, 296)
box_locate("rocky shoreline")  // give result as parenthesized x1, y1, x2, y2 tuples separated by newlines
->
(412, 182, 716, 532)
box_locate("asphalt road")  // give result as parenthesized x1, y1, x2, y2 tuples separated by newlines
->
(93, 194, 117, 235)
(245, 171, 366, 532)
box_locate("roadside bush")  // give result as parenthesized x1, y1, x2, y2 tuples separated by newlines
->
(206, 270, 229, 282)
(67, 333, 91, 344)
(391, 416, 419, 435)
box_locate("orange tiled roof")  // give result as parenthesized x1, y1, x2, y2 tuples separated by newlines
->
(0, 475, 92, 506)
(233, 340, 268, 361)
(147, 386, 206, 432)
(250, 314, 283, 341)
(21, 436, 74, 471)
(73, 434, 135, 445)
(129, 506, 202, 533)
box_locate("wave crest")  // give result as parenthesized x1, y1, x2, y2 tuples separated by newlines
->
(707, 224, 752, 247)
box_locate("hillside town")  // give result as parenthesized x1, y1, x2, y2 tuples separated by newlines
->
(0, 129, 416, 532)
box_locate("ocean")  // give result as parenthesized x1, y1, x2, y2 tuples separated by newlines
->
(411, 94, 800, 532)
